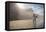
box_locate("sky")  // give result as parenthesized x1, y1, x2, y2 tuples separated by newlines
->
(31, 4, 44, 16)
(16, 3, 44, 16)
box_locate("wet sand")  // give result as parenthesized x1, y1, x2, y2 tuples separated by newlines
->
(9, 19, 34, 29)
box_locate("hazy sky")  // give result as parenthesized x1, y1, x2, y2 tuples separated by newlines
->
(16, 3, 44, 16)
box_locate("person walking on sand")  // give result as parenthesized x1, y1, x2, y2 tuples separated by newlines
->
(33, 14, 38, 28)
